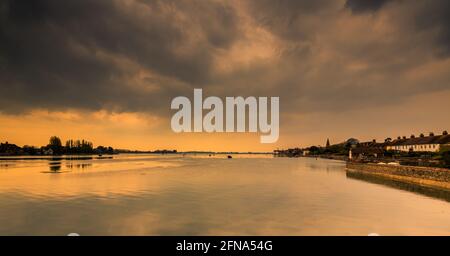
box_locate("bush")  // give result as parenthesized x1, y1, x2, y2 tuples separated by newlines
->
(440, 145, 450, 153)
(443, 151, 450, 168)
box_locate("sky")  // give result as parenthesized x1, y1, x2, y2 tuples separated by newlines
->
(0, 0, 449, 151)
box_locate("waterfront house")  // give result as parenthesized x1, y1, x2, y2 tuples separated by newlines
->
(43, 148, 54, 155)
(386, 131, 450, 152)
(349, 140, 386, 160)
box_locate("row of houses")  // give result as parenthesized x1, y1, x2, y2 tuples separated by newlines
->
(350, 131, 450, 159)
(385, 131, 450, 153)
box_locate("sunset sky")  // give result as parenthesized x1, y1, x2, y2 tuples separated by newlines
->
(1, 0, 449, 151)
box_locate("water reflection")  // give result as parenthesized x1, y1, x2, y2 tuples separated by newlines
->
(66, 162, 92, 170)
(45, 160, 93, 173)
(48, 161, 62, 172)
(0, 155, 449, 235)
(346, 171, 450, 203)
(0, 163, 11, 169)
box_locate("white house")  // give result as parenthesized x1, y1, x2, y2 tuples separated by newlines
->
(386, 132, 450, 152)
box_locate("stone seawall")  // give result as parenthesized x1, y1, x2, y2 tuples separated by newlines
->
(346, 162, 450, 191)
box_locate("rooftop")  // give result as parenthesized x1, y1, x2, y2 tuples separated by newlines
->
(389, 134, 450, 146)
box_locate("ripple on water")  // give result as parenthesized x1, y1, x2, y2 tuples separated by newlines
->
(0, 154, 450, 235)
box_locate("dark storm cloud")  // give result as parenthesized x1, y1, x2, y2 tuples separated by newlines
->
(0, 0, 449, 117)
(220, 0, 450, 114)
(345, 0, 392, 13)
(344, 0, 449, 56)
(411, 0, 450, 57)
(0, 0, 240, 113)
(245, 0, 338, 41)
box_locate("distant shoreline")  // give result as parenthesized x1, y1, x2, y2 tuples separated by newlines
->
(0, 155, 114, 161)
(0, 152, 274, 161)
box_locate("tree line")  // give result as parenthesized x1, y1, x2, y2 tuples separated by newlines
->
(3, 136, 114, 156)
(47, 136, 114, 155)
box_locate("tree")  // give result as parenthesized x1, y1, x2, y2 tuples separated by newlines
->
(444, 131, 448, 135)
(49, 136, 62, 147)
(443, 151, 450, 168)
(48, 136, 63, 155)
(326, 138, 330, 148)
(345, 138, 359, 148)
(64, 138, 94, 154)
(95, 146, 114, 154)
(23, 145, 38, 155)
(308, 146, 321, 155)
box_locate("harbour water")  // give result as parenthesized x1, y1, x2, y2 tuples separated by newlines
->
(0, 154, 449, 235)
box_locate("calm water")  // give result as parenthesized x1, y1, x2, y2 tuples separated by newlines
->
(0, 154, 449, 236)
